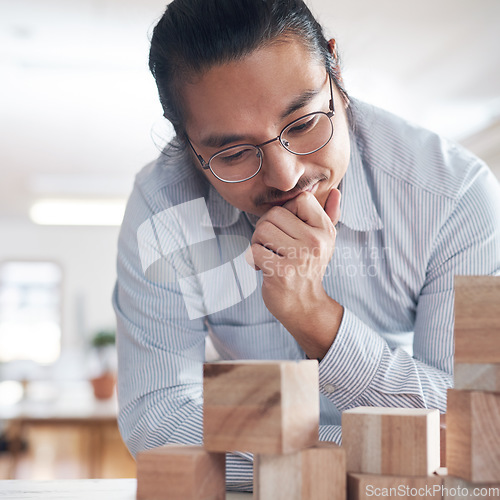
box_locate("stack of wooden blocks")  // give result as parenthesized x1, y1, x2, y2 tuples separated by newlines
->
(342, 275, 500, 499)
(342, 406, 443, 499)
(135, 275, 500, 499)
(136, 359, 346, 499)
(446, 275, 500, 497)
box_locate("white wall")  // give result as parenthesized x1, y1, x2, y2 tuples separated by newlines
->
(0, 218, 120, 353)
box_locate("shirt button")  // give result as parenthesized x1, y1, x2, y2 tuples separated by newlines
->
(323, 383, 335, 394)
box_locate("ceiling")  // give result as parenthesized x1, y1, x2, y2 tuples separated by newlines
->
(1, 0, 499, 222)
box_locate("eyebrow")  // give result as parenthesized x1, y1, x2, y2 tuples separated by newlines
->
(199, 86, 323, 150)
(280, 87, 322, 121)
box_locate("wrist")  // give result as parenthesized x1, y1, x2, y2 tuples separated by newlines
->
(287, 292, 344, 361)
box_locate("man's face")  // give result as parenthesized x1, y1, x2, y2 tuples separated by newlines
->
(182, 37, 351, 218)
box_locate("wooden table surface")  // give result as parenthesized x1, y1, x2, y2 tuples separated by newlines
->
(0, 383, 134, 479)
(0, 479, 252, 499)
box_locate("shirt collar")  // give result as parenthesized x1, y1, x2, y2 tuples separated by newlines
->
(337, 129, 384, 232)
(204, 183, 242, 228)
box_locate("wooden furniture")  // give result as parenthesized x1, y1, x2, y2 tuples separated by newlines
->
(0, 382, 135, 479)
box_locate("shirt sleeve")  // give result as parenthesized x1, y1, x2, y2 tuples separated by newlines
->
(112, 187, 205, 451)
(318, 161, 500, 412)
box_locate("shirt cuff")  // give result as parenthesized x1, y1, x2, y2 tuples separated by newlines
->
(318, 307, 386, 410)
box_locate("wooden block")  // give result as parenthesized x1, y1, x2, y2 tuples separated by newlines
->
(454, 363, 500, 392)
(454, 276, 500, 364)
(136, 444, 225, 500)
(342, 406, 440, 476)
(254, 442, 345, 500)
(348, 472, 443, 500)
(447, 389, 500, 483)
(203, 360, 319, 454)
(443, 475, 500, 499)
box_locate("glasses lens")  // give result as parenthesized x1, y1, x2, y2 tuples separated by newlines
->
(281, 112, 333, 155)
(210, 145, 262, 182)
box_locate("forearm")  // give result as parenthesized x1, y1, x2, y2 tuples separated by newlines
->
(122, 394, 255, 492)
(283, 293, 344, 360)
(119, 390, 204, 457)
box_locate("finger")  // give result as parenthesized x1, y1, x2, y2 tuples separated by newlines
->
(244, 246, 259, 270)
(324, 188, 341, 225)
(283, 191, 329, 229)
(252, 218, 296, 256)
(248, 243, 283, 275)
(254, 205, 304, 241)
(254, 206, 297, 232)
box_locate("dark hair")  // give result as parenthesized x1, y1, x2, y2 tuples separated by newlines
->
(149, 0, 348, 143)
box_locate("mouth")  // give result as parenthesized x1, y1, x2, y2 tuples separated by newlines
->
(267, 181, 320, 207)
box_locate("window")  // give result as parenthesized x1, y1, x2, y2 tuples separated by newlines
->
(0, 261, 62, 364)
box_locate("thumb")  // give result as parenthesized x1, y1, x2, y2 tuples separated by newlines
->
(324, 188, 341, 225)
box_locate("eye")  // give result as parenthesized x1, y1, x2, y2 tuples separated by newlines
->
(286, 114, 320, 136)
(215, 146, 256, 165)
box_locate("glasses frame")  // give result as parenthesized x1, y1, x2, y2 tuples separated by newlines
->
(186, 72, 336, 184)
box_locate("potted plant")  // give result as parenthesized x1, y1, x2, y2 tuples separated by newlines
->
(89, 329, 116, 399)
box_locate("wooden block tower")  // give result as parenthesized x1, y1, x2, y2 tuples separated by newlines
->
(342, 406, 443, 499)
(136, 359, 346, 499)
(446, 275, 500, 488)
(204, 360, 346, 500)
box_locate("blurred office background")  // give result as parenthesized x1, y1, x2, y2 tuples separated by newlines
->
(0, 0, 499, 480)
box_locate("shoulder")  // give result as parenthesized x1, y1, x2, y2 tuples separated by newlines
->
(350, 99, 491, 202)
(133, 142, 209, 215)
(121, 141, 210, 234)
(118, 141, 210, 258)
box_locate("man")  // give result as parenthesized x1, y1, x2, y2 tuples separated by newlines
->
(112, 0, 500, 491)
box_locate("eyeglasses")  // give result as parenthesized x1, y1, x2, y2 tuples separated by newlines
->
(186, 73, 335, 183)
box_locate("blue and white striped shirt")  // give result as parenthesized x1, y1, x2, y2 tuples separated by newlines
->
(112, 99, 500, 491)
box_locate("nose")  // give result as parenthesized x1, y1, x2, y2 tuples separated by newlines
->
(260, 141, 305, 192)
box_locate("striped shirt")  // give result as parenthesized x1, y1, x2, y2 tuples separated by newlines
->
(112, 99, 500, 491)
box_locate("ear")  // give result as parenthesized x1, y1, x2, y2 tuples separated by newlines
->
(327, 38, 344, 86)
(327, 38, 338, 61)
